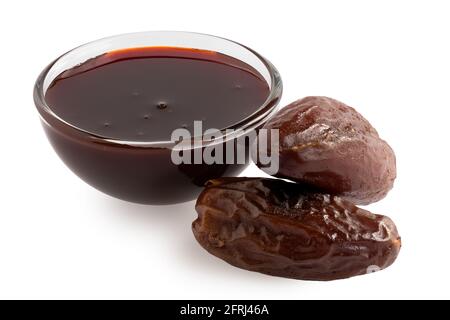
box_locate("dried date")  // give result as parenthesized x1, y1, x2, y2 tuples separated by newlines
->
(259, 96, 396, 205)
(192, 177, 401, 281)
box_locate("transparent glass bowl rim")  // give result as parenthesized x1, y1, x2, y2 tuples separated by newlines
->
(33, 31, 283, 148)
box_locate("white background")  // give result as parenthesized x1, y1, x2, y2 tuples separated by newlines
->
(1, 0, 449, 300)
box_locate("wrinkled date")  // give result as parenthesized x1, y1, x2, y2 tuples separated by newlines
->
(259, 96, 396, 205)
(192, 177, 401, 281)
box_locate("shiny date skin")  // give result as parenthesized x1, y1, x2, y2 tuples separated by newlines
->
(259, 96, 396, 205)
(192, 177, 401, 281)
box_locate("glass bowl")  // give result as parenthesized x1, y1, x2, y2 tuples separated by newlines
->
(33, 31, 282, 204)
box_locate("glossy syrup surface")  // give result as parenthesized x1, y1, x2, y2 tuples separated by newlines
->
(45, 47, 270, 141)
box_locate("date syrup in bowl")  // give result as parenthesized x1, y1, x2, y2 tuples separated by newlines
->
(34, 32, 282, 204)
